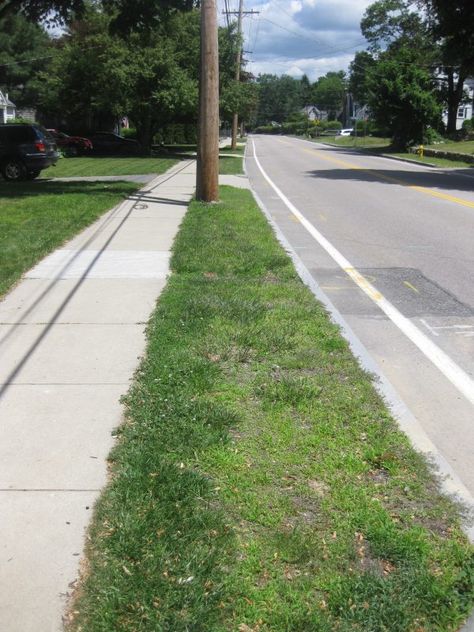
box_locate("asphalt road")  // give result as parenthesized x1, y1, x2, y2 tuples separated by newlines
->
(246, 135, 474, 499)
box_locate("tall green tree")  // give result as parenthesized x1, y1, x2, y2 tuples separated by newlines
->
(420, 0, 474, 133)
(361, 0, 427, 52)
(254, 74, 302, 125)
(0, 0, 83, 22)
(361, 0, 474, 133)
(300, 74, 312, 107)
(312, 71, 346, 119)
(349, 51, 376, 105)
(366, 47, 441, 148)
(0, 13, 51, 106)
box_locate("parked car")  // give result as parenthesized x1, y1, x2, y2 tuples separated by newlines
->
(47, 129, 93, 155)
(337, 128, 354, 136)
(88, 131, 142, 155)
(0, 124, 59, 181)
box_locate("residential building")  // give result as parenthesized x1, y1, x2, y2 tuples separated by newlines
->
(0, 91, 17, 123)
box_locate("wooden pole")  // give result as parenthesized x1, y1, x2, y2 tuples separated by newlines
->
(196, 0, 219, 202)
(231, 0, 244, 151)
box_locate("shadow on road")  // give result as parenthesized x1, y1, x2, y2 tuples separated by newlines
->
(305, 166, 474, 194)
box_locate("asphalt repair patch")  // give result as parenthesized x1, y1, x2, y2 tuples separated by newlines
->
(313, 267, 473, 318)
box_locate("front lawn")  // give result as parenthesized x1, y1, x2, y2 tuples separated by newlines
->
(0, 180, 139, 297)
(42, 156, 178, 178)
(69, 186, 474, 632)
(426, 140, 474, 155)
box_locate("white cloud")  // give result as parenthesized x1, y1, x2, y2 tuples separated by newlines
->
(219, 0, 373, 80)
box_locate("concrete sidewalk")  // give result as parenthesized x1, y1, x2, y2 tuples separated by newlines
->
(0, 159, 197, 631)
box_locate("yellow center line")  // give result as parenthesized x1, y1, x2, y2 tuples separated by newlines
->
(404, 281, 420, 294)
(294, 144, 474, 210)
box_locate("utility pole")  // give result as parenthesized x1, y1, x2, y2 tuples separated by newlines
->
(231, 0, 244, 151)
(224, 5, 259, 150)
(196, 0, 219, 202)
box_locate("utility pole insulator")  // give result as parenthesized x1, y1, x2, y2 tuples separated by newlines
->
(196, 0, 219, 202)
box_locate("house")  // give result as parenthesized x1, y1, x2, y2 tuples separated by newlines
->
(0, 91, 17, 123)
(441, 77, 474, 130)
(302, 105, 328, 122)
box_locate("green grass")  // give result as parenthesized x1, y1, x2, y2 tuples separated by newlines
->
(42, 156, 178, 178)
(69, 186, 473, 632)
(426, 140, 474, 155)
(0, 180, 139, 297)
(219, 155, 244, 174)
(318, 136, 391, 149)
(390, 153, 474, 169)
(220, 145, 246, 155)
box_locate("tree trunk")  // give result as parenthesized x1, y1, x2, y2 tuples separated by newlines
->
(136, 114, 152, 154)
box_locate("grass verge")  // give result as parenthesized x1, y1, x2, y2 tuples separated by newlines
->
(220, 145, 246, 155)
(219, 155, 244, 174)
(42, 156, 178, 178)
(389, 153, 474, 169)
(317, 136, 391, 150)
(69, 186, 473, 632)
(0, 180, 139, 297)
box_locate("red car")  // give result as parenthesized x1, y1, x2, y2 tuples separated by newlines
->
(47, 129, 93, 155)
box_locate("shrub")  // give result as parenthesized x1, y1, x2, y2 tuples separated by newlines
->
(153, 124, 197, 145)
(423, 127, 445, 145)
(121, 127, 137, 139)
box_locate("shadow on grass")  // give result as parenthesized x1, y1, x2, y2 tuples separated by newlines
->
(0, 180, 138, 200)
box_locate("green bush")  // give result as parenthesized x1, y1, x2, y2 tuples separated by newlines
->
(6, 117, 35, 125)
(423, 127, 444, 144)
(121, 127, 137, 139)
(153, 124, 198, 145)
(253, 125, 281, 134)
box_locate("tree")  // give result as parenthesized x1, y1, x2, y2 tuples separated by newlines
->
(0, 13, 51, 107)
(420, 0, 474, 133)
(220, 80, 259, 128)
(36, 11, 131, 130)
(366, 47, 441, 148)
(0, 0, 84, 22)
(300, 74, 312, 107)
(102, 0, 197, 35)
(349, 51, 376, 105)
(0, 0, 198, 29)
(361, 0, 427, 52)
(312, 72, 346, 119)
(254, 74, 303, 125)
(360, 0, 474, 133)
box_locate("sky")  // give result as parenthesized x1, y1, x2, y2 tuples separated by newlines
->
(218, 0, 373, 81)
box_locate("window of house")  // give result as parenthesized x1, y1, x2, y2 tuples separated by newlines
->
(457, 106, 466, 119)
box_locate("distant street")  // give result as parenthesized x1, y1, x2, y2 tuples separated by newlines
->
(246, 134, 474, 496)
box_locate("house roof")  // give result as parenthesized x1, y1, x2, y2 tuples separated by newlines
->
(0, 90, 16, 108)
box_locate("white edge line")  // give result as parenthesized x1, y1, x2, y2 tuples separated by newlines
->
(251, 139, 474, 407)
(246, 136, 474, 543)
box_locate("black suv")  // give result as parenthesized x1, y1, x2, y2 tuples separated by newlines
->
(0, 124, 59, 181)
